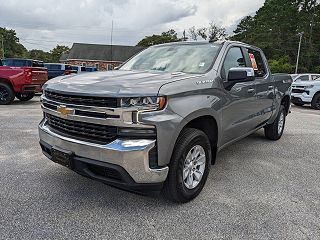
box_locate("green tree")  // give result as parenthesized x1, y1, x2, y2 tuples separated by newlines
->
(231, 0, 320, 73)
(137, 30, 181, 47)
(0, 27, 28, 58)
(50, 45, 70, 62)
(268, 56, 295, 73)
(188, 22, 226, 41)
(28, 49, 52, 62)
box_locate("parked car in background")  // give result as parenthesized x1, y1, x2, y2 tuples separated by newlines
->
(44, 63, 77, 79)
(71, 65, 86, 74)
(85, 67, 98, 72)
(292, 73, 320, 82)
(39, 41, 292, 202)
(2, 58, 45, 68)
(291, 74, 320, 109)
(0, 58, 48, 104)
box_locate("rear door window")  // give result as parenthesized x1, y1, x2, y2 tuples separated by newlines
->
(247, 49, 267, 77)
(298, 75, 309, 81)
(222, 47, 246, 79)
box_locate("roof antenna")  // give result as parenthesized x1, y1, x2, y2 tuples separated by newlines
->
(110, 20, 113, 70)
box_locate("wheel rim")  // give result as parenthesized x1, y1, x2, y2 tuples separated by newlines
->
(278, 112, 284, 135)
(0, 86, 9, 102)
(183, 145, 206, 190)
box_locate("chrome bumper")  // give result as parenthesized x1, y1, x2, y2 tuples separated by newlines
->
(38, 120, 169, 184)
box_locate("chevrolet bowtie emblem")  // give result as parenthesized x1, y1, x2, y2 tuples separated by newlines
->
(57, 105, 74, 116)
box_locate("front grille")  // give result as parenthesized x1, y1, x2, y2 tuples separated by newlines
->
(46, 114, 117, 144)
(292, 89, 305, 93)
(45, 90, 118, 108)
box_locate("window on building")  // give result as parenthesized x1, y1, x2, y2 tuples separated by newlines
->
(95, 63, 99, 70)
(107, 64, 113, 71)
(82, 62, 86, 67)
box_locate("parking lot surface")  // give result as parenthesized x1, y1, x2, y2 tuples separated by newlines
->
(1, 97, 320, 239)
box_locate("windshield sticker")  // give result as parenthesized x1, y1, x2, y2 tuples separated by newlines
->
(199, 62, 205, 67)
(249, 53, 258, 70)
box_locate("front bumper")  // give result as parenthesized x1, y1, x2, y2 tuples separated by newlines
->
(291, 92, 312, 103)
(38, 120, 169, 190)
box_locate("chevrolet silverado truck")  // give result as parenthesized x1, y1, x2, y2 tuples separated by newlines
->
(291, 75, 320, 109)
(0, 58, 48, 104)
(38, 41, 292, 202)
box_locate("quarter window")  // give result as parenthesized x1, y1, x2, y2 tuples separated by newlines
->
(222, 47, 246, 79)
(247, 49, 267, 77)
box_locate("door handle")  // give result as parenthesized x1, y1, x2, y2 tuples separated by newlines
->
(247, 88, 255, 93)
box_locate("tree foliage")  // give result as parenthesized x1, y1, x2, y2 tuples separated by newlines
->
(28, 49, 52, 62)
(231, 0, 320, 73)
(50, 45, 70, 62)
(188, 22, 226, 41)
(137, 30, 181, 47)
(0, 27, 28, 58)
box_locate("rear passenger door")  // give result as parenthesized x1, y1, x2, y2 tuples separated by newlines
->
(245, 48, 274, 125)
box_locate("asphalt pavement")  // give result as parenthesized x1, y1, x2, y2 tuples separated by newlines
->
(0, 97, 319, 239)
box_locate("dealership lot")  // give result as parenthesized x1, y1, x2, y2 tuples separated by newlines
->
(0, 97, 320, 239)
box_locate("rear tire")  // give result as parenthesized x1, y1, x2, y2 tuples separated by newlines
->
(264, 105, 286, 140)
(0, 83, 15, 105)
(15, 92, 35, 101)
(162, 128, 211, 203)
(311, 93, 320, 110)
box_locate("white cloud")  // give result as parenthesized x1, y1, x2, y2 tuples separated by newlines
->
(0, 0, 265, 51)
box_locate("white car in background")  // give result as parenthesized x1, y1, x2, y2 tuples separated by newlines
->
(291, 74, 320, 109)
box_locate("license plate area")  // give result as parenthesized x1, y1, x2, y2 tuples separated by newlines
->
(51, 147, 73, 168)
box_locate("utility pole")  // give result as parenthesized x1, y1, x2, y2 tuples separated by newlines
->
(110, 20, 113, 70)
(1, 35, 4, 59)
(295, 32, 304, 74)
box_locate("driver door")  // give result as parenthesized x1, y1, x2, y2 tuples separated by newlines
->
(221, 46, 257, 146)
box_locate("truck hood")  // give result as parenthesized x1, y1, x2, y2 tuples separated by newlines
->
(44, 70, 196, 97)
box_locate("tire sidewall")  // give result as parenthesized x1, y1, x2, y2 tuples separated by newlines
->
(311, 94, 320, 110)
(175, 132, 211, 201)
(0, 83, 14, 105)
(276, 105, 286, 138)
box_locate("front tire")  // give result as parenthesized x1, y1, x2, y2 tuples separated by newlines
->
(311, 93, 320, 110)
(15, 92, 35, 101)
(264, 105, 286, 140)
(0, 83, 15, 105)
(162, 128, 211, 203)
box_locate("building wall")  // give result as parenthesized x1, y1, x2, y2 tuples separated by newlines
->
(65, 60, 122, 71)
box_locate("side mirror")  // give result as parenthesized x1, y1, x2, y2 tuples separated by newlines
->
(113, 66, 120, 70)
(228, 67, 255, 83)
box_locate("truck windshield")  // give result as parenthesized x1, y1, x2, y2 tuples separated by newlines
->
(120, 43, 221, 74)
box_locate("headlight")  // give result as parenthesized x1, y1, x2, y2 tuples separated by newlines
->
(304, 85, 314, 89)
(120, 96, 167, 110)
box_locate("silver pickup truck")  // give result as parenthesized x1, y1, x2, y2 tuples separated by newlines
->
(39, 41, 292, 202)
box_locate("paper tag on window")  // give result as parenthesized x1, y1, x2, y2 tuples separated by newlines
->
(249, 53, 258, 70)
(199, 62, 205, 67)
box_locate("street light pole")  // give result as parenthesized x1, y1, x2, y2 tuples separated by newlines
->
(295, 32, 304, 74)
